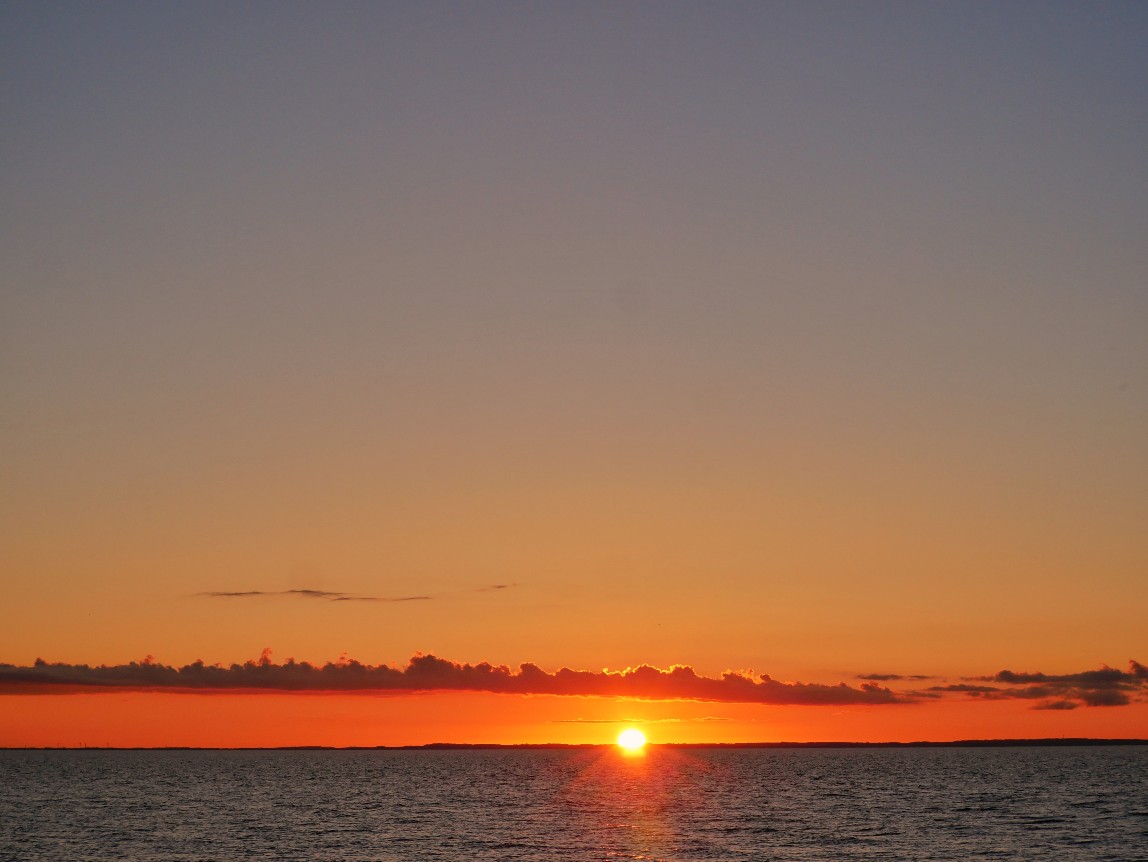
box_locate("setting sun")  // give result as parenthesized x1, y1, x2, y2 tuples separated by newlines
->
(617, 728, 647, 751)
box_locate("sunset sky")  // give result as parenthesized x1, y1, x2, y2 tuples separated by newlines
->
(2, 2, 1146, 747)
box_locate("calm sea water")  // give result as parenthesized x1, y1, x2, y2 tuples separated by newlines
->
(2, 747, 1146, 861)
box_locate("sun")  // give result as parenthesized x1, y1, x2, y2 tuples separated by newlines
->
(616, 728, 647, 752)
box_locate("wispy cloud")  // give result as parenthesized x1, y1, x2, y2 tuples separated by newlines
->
(200, 589, 431, 603)
(201, 583, 521, 603)
(1032, 700, 1081, 711)
(552, 716, 737, 724)
(857, 673, 935, 681)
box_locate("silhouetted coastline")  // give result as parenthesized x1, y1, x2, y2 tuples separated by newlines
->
(9, 738, 1146, 751)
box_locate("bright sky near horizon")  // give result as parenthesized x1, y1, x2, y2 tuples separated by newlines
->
(2, 2, 1146, 746)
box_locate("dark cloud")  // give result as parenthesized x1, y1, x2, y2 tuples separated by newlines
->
(1079, 689, 1132, 707)
(476, 583, 518, 592)
(948, 661, 1148, 710)
(857, 673, 935, 681)
(329, 596, 432, 603)
(0, 653, 904, 706)
(5, 654, 1141, 711)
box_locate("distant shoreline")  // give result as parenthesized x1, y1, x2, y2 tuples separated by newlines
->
(6, 738, 1146, 751)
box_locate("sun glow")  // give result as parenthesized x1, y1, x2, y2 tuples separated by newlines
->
(617, 728, 647, 751)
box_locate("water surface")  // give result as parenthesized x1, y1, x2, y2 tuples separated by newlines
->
(2, 746, 1145, 860)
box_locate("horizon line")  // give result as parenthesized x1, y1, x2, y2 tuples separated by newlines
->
(7, 738, 1147, 752)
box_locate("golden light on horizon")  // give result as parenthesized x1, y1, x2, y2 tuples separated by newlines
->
(617, 728, 647, 752)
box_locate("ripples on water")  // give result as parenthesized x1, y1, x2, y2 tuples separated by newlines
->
(2, 746, 1146, 860)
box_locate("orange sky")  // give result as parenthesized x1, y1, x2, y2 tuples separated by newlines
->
(2, 6, 1145, 747)
(5, 691, 1148, 749)
(3, 653, 1146, 746)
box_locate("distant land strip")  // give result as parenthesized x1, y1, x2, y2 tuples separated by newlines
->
(6, 738, 1146, 751)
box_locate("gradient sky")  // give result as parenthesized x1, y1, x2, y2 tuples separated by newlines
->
(2, 2, 1146, 746)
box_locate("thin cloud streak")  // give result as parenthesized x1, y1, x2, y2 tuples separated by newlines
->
(201, 584, 521, 602)
(200, 590, 432, 603)
(552, 716, 737, 724)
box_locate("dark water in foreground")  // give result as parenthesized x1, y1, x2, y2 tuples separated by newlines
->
(2, 747, 1146, 861)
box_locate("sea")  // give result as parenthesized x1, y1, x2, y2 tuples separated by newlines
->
(2, 746, 1146, 861)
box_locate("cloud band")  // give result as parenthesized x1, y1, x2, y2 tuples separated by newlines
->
(2, 654, 1142, 710)
(1, 652, 899, 705)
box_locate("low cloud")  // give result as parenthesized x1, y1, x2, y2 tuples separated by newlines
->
(4, 655, 1142, 711)
(916, 661, 1148, 710)
(0, 652, 904, 705)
